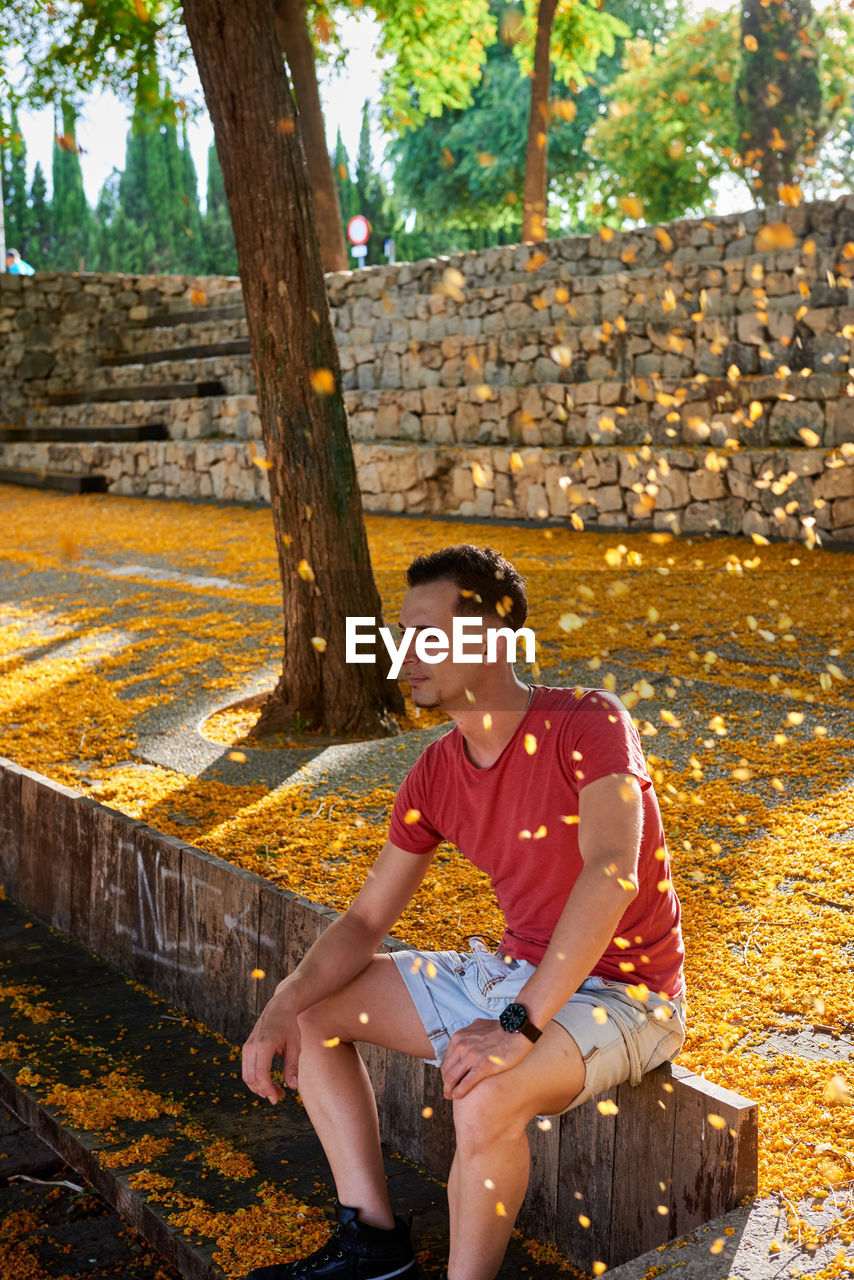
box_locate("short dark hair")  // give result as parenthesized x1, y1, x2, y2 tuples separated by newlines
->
(406, 544, 528, 630)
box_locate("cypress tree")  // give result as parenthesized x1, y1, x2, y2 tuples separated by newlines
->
(26, 163, 51, 266)
(3, 107, 31, 256)
(179, 121, 205, 272)
(736, 0, 824, 203)
(354, 102, 389, 266)
(51, 101, 93, 270)
(202, 141, 238, 274)
(333, 128, 358, 224)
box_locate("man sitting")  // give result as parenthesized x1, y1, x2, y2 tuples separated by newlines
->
(242, 543, 685, 1280)
(5, 248, 34, 275)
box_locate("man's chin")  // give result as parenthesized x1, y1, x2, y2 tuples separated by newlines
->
(409, 682, 439, 709)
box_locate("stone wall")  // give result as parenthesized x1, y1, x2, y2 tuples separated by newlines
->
(1, 196, 853, 541)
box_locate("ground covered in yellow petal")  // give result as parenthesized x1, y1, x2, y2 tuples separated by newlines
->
(1, 486, 853, 1268)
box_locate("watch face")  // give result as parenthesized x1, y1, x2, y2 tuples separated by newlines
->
(500, 1002, 528, 1033)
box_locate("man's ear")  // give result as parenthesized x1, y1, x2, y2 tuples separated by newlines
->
(484, 626, 503, 664)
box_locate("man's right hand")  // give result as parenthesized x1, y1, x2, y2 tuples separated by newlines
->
(241, 985, 301, 1103)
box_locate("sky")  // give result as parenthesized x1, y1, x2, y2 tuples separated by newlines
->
(15, 11, 386, 209)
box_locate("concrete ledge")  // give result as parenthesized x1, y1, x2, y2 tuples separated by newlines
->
(0, 756, 759, 1270)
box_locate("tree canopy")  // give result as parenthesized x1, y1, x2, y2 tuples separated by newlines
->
(586, 2, 854, 222)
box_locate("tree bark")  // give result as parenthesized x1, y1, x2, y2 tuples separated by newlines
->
(274, 0, 348, 274)
(521, 0, 558, 244)
(181, 0, 404, 737)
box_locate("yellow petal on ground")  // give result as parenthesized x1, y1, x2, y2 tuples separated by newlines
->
(227, 751, 247, 762)
(825, 1075, 853, 1104)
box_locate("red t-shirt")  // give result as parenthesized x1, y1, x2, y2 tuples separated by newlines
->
(388, 685, 684, 999)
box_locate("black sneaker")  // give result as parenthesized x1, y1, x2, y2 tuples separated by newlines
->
(245, 1201, 417, 1279)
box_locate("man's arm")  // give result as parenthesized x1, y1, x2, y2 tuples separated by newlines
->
(242, 839, 436, 1103)
(440, 772, 642, 1098)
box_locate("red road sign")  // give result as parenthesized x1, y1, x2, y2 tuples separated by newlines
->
(347, 215, 371, 246)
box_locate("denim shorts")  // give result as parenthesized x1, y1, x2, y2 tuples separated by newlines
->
(389, 938, 687, 1115)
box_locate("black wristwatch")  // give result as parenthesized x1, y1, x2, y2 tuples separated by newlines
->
(499, 1001, 542, 1043)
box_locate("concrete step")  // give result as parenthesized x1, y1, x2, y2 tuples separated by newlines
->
(101, 338, 252, 367)
(93, 355, 255, 397)
(0, 423, 169, 443)
(0, 437, 850, 540)
(116, 316, 250, 358)
(19, 370, 854, 452)
(0, 466, 108, 493)
(85, 303, 851, 406)
(328, 257, 853, 347)
(0, 893, 569, 1280)
(45, 380, 228, 407)
(139, 301, 246, 328)
(25, 393, 260, 442)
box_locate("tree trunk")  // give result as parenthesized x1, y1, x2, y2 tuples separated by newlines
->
(521, 0, 558, 244)
(274, 0, 349, 274)
(181, 0, 404, 737)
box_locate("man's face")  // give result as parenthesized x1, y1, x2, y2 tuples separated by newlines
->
(398, 579, 487, 711)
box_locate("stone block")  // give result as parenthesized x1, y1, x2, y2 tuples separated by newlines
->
(689, 469, 727, 502)
(832, 496, 854, 527)
(826, 398, 854, 446)
(768, 399, 824, 444)
(594, 484, 623, 512)
(815, 463, 854, 500)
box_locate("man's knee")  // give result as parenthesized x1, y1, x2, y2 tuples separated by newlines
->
(453, 1075, 529, 1156)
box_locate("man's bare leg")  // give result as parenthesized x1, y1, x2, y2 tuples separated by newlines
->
(295, 955, 434, 1230)
(445, 1025, 586, 1280)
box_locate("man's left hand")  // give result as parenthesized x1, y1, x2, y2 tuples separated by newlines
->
(440, 1017, 533, 1099)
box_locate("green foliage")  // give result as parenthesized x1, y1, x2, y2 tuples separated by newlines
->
(510, 0, 630, 86)
(26, 163, 52, 263)
(736, 0, 823, 202)
(50, 101, 93, 269)
(388, 0, 685, 241)
(2, 0, 192, 118)
(202, 142, 238, 274)
(375, 0, 498, 127)
(586, 3, 854, 222)
(1, 107, 31, 252)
